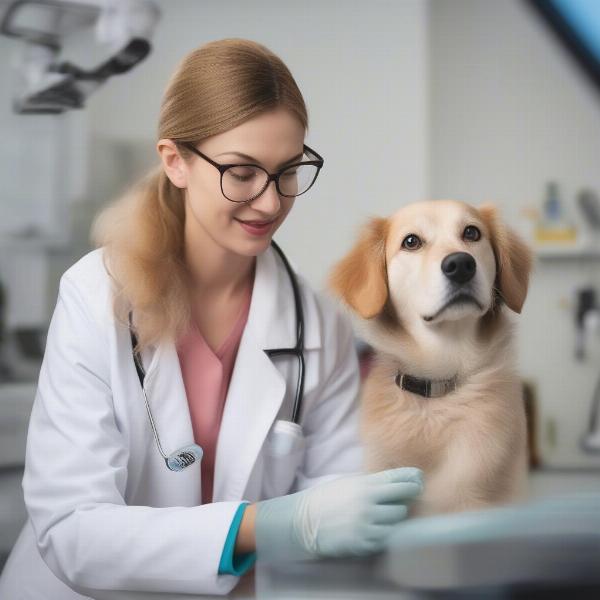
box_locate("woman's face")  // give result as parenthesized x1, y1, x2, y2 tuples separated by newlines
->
(159, 107, 305, 257)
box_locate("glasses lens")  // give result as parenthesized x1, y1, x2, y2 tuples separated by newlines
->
(222, 165, 269, 202)
(278, 164, 319, 197)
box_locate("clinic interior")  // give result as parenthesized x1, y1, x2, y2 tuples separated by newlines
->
(1, 0, 600, 594)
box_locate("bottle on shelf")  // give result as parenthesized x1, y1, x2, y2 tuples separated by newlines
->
(534, 181, 577, 245)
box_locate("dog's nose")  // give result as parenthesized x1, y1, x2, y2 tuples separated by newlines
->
(441, 252, 476, 284)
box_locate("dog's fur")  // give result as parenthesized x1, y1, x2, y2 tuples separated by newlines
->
(329, 200, 533, 517)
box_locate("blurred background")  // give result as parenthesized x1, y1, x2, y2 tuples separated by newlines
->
(0, 0, 599, 587)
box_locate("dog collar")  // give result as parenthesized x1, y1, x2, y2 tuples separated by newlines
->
(395, 371, 457, 398)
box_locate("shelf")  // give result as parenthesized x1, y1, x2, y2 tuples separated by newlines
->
(535, 245, 600, 260)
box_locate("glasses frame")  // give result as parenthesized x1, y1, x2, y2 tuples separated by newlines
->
(178, 141, 324, 203)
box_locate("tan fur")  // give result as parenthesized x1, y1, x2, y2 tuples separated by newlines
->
(478, 203, 532, 314)
(329, 217, 390, 318)
(329, 200, 533, 517)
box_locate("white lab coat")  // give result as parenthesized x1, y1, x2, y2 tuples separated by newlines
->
(0, 245, 364, 599)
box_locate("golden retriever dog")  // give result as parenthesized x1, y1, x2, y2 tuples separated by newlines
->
(329, 200, 533, 518)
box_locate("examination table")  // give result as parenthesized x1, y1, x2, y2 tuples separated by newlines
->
(62, 489, 599, 600)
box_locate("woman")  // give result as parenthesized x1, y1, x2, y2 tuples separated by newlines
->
(0, 39, 423, 598)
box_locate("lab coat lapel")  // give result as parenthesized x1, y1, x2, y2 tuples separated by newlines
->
(213, 245, 295, 502)
(213, 330, 285, 501)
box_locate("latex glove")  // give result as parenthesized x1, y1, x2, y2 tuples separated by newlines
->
(255, 467, 423, 563)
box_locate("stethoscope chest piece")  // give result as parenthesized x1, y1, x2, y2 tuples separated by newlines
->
(166, 444, 204, 472)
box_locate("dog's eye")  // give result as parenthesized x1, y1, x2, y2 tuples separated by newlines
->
(463, 225, 481, 241)
(402, 234, 422, 250)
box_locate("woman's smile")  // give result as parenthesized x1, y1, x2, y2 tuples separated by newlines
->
(234, 216, 277, 236)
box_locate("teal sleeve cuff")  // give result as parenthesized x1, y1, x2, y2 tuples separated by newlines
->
(218, 502, 257, 576)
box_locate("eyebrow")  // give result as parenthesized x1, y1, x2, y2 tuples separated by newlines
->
(460, 216, 484, 230)
(214, 150, 305, 168)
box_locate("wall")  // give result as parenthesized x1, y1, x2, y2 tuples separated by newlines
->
(429, 0, 600, 467)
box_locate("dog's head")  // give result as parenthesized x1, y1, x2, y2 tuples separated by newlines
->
(329, 200, 532, 330)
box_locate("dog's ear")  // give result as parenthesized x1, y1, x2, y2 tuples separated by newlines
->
(478, 203, 533, 314)
(328, 217, 389, 318)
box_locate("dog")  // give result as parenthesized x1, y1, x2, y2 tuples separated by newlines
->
(328, 200, 533, 518)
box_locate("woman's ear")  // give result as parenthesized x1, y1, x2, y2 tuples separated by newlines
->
(157, 139, 187, 189)
(478, 203, 533, 314)
(328, 217, 389, 319)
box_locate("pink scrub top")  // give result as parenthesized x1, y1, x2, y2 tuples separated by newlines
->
(176, 284, 252, 505)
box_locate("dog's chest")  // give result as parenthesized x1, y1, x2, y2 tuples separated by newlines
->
(360, 382, 465, 472)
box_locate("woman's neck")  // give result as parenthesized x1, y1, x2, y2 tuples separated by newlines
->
(184, 227, 255, 300)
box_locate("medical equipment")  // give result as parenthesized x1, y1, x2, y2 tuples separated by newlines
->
(378, 491, 600, 591)
(581, 370, 600, 453)
(0, 0, 160, 114)
(256, 492, 600, 597)
(128, 239, 306, 472)
(255, 467, 424, 564)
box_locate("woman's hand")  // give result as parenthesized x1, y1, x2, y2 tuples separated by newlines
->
(253, 467, 424, 563)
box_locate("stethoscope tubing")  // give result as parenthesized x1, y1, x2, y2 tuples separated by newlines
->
(264, 239, 305, 424)
(128, 239, 305, 470)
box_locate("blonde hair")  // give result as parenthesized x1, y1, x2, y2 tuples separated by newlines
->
(91, 38, 308, 351)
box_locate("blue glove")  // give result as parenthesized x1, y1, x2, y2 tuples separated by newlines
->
(255, 467, 424, 563)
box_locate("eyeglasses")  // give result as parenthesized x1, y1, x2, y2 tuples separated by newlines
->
(178, 141, 324, 203)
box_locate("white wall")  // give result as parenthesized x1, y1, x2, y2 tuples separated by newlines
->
(429, 0, 600, 468)
(84, 0, 430, 289)
(0, 34, 88, 327)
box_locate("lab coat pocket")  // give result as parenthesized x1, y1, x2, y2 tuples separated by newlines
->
(261, 420, 306, 498)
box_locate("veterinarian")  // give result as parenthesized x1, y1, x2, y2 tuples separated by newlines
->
(0, 39, 423, 599)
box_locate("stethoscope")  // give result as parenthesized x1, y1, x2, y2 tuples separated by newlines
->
(128, 239, 305, 472)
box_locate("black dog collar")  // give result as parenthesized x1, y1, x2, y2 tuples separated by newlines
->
(395, 371, 458, 398)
